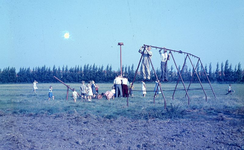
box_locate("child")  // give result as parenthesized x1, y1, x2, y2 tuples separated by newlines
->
(48, 86, 54, 100)
(226, 84, 232, 95)
(129, 83, 134, 97)
(91, 81, 96, 98)
(142, 81, 146, 97)
(87, 84, 93, 101)
(104, 87, 115, 100)
(154, 80, 159, 96)
(33, 80, 38, 94)
(111, 86, 115, 97)
(95, 84, 99, 94)
(72, 88, 78, 102)
(80, 81, 87, 99)
(97, 93, 103, 99)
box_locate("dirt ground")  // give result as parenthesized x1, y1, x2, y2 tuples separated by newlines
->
(0, 111, 243, 150)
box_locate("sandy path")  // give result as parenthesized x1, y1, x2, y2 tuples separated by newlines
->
(0, 113, 243, 150)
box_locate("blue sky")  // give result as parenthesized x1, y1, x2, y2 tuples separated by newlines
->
(1, 0, 243, 71)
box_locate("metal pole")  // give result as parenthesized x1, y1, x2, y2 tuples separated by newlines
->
(199, 59, 217, 99)
(143, 44, 200, 59)
(118, 42, 124, 76)
(120, 45, 122, 76)
(142, 44, 216, 104)
(131, 49, 144, 86)
(127, 50, 143, 106)
(66, 87, 69, 100)
(187, 57, 208, 101)
(172, 53, 188, 100)
(170, 52, 190, 104)
(148, 55, 167, 109)
(186, 59, 200, 94)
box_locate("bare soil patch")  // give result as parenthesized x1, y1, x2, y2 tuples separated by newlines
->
(0, 111, 243, 150)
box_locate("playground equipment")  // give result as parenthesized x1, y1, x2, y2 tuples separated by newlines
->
(129, 44, 216, 109)
(53, 76, 81, 100)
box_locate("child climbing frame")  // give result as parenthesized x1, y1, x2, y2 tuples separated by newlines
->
(128, 44, 216, 109)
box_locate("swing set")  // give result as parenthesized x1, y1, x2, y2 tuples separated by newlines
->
(128, 44, 216, 109)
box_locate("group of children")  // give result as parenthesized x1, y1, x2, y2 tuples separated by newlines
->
(33, 78, 155, 101)
(33, 80, 55, 100)
(74, 76, 135, 101)
(33, 80, 235, 102)
(74, 80, 99, 102)
(33, 80, 99, 102)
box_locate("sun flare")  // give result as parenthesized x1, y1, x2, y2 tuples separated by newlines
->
(64, 32, 70, 39)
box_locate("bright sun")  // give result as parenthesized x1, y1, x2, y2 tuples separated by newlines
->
(64, 32, 70, 39)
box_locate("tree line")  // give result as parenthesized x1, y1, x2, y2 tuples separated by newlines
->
(0, 60, 243, 83)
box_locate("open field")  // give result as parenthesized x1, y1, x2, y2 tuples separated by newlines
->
(0, 83, 244, 149)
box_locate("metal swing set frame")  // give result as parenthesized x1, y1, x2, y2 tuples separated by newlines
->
(128, 44, 216, 109)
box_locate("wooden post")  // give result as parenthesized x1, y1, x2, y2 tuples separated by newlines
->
(66, 87, 69, 100)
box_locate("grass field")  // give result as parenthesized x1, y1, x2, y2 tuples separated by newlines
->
(0, 83, 244, 149)
(0, 82, 243, 120)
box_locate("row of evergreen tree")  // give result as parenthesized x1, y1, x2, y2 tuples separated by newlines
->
(0, 60, 243, 83)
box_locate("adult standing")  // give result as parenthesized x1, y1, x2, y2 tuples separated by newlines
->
(114, 75, 122, 98)
(139, 46, 152, 80)
(33, 80, 38, 94)
(121, 77, 129, 97)
(159, 49, 170, 82)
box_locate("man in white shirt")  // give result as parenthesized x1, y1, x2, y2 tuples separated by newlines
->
(114, 75, 122, 98)
(159, 49, 170, 81)
(121, 77, 129, 97)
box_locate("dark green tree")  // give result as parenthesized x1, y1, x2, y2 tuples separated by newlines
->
(224, 60, 230, 81)
(235, 63, 242, 82)
(208, 63, 213, 81)
(220, 62, 224, 82)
